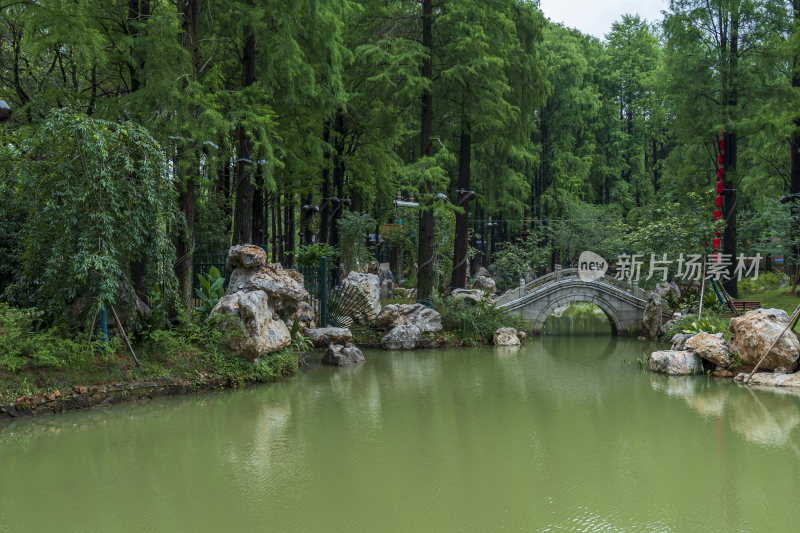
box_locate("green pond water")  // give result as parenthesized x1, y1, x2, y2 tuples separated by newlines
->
(3, 332, 800, 532)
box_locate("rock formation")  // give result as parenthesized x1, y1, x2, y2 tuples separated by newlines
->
(377, 303, 442, 333)
(452, 288, 484, 305)
(685, 332, 731, 368)
(729, 308, 800, 371)
(381, 325, 422, 350)
(322, 343, 365, 366)
(493, 327, 521, 346)
(649, 350, 703, 375)
(303, 327, 353, 348)
(341, 271, 381, 316)
(211, 290, 290, 360)
(471, 275, 496, 296)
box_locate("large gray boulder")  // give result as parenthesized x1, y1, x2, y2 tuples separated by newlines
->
(211, 290, 291, 360)
(225, 244, 267, 271)
(493, 327, 521, 346)
(685, 332, 731, 368)
(289, 301, 316, 330)
(671, 333, 696, 351)
(472, 275, 496, 296)
(654, 281, 680, 301)
(341, 271, 381, 316)
(377, 303, 442, 333)
(730, 309, 800, 371)
(303, 327, 353, 348)
(649, 350, 703, 375)
(226, 263, 308, 321)
(322, 343, 365, 366)
(381, 325, 422, 350)
(452, 288, 484, 305)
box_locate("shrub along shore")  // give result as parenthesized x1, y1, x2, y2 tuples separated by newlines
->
(0, 293, 530, 417)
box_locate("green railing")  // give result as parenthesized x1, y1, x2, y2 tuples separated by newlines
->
(298, 256, 329, 328)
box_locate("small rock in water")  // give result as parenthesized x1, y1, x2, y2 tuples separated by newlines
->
(493, 327, 520, 347)
(322, 343, 365, 366)
(649, 350, 703, 375)
(381, 325, 421, 350)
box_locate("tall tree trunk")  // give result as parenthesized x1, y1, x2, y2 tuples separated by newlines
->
(652, 137, 660, 192)
(232, 24, 256, 244)
(451, 120, 471, 288)
(271, 194, 278, 262)
(277, 193, 284, 263)
(319, 124, 331, 244)
(330, 112, 346, 250)
(126, 0, 151, 300)
(722, 8, 739, 298)
(285, 195, 295, 266)
(417, 0, 435, 299)
(790, 0, 800, 288)
(175, 148, 196, 307)
(253, 168, 266, 246)
(126, 0, 151, 92)
(174, 0, 201, 309)
(301, 192, 313, 245)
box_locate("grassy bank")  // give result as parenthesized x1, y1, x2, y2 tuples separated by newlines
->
(0, 305, 300, 403)
(739, 286, 800, 315)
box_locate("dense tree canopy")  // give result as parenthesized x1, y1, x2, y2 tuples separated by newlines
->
(1, 0, 799, 315)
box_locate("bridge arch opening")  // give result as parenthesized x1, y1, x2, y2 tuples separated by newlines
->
(543, 303, 615, 335)
(532, 295, 624, 336)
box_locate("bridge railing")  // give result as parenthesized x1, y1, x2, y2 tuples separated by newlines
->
(496, 268, 648, 306)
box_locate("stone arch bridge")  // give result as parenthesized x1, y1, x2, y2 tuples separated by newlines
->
(496, 269, 655, 335)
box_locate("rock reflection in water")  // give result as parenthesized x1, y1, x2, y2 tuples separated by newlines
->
(650, 375, 800, 446)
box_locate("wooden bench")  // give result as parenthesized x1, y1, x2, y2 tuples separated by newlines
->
(732, 301, 760, 312)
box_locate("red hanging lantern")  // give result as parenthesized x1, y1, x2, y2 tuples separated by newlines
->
(718, 154, 724, 165)
(716, 181, 724, 193)
(717, 168, 724, 180)
(715, 195, 723, 207)
(714, 209, 722, 220)
(713, 237, 721, 249)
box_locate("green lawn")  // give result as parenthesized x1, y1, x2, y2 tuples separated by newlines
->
(738, 287, 800, 315)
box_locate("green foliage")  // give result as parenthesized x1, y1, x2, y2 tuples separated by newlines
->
(194, 266, 226, 315)
(10, 110, 178, 322)
(738, 271, 785, 293)
(337, 211, 376, 272)
(492, 236, 551, 291)
(135, 285, 172, 341)
(664, 312, 731, 341)
(435, 295, 530, 343)
(681, 316, 729, 336)
(293, 243, 339, 267)
(0, 304, 99, 373)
